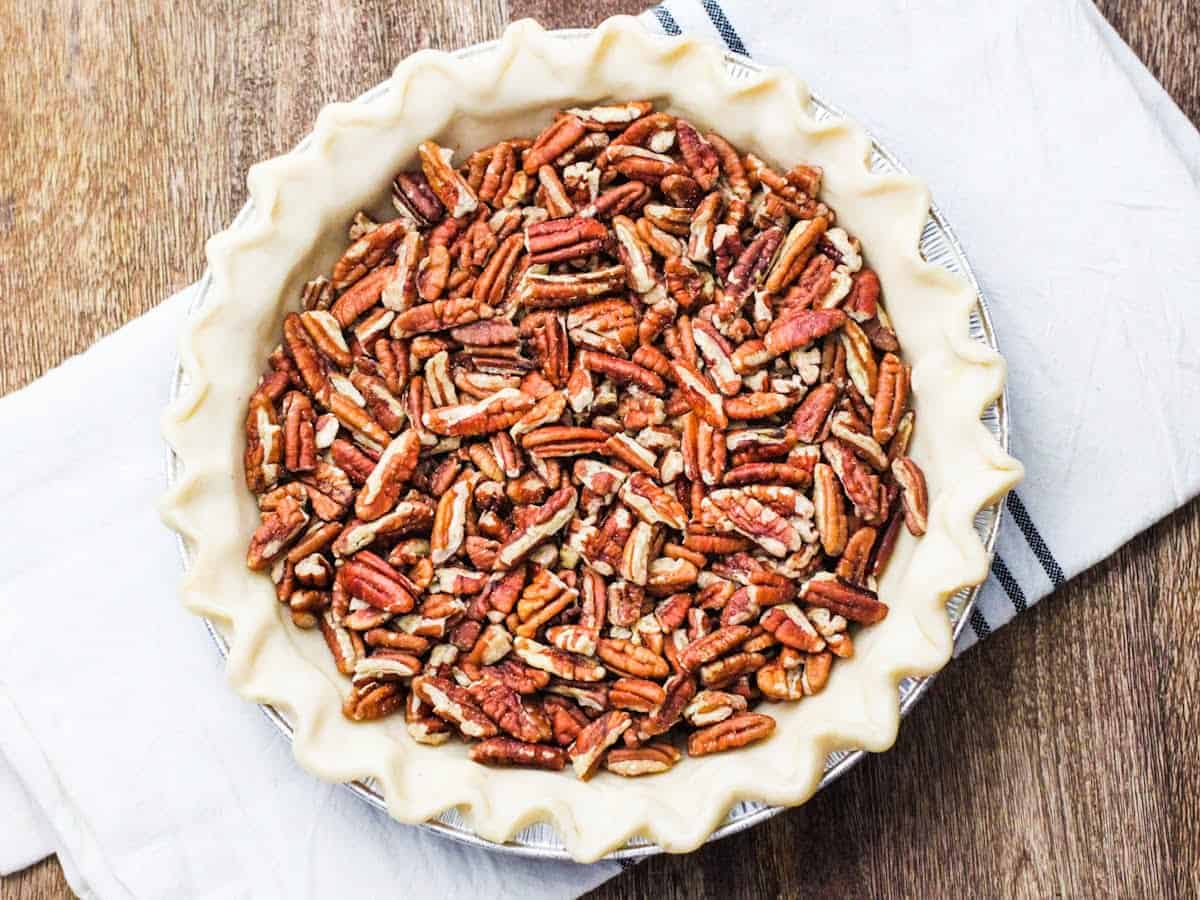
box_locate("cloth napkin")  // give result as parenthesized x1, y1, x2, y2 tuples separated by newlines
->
(2, 0, 1198, 896)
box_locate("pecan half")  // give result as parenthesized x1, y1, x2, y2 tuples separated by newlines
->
(412, 674, 497, 739)
(526, 216, 609, 264)
(764, 308, 847, 357)
(891, 456, 929, 536)
(688, 712, 775, 756)
(802, 573, 888, 624)
(597, 638, 670, 680)
(417, 140, 478, 218)
(872, 353, 909, 445)
(424, 388, 535, 437)
(570, 710, 632, 779)
(518, 265, 628, 310)
(604, 742, 681, 777)
(470, 737, 566, 770)
(354, 429, 420, 522)
(702, 490, 804, 558)
(247, 495, 309, 570)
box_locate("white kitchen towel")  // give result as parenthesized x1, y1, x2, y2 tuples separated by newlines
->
(2, 0, 1198, 896)
(0, 291, 623, 897)
(646, 0, 1200, 650)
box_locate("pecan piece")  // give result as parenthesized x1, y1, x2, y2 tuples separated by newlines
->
(720, 226, 783, 319)
(392, 171, 445, 226)
(670, 358, 728, 429)
(417, 140, 478, 218)
(699, 650, 767, 688)
(578, 350, 665, 395)
(844, 268, 880, 321)
(702, 489, 803, 558)
(764, 308, 847, 357)
(493, 485, 577, 570)
(282, 313, 330, 400)
(354, 429, 420, 521)
(760, 604, 825, 652)
(424, 388, 535, 437)
(244, 393, 283, 493)
(618, 521, 655, 586)
(841, 319, 879, 404)
(470, 737, 566, 771)
(763, 217, 828, 294)
(631, 672, 695, 743)
(518, 265, 627, 310)
(543, 695, 591, 746)
(247, 495, 309, 570)
(597, 638, 670, 680)
(391, 295, 495, 337)
(619, 473, 687, 530)
(605, 743, 681, 777)
(513, 636, 606, 682)
(343, 681, 404, 722)
(569, 710, 632, 779)
(683, 689, 748, 727)
(521, 425, 609, 458)
(331, 218, 407, 291)
(566, 299, 638, 357)
(412, 674, 497, 739)
(812, 462, 848, 556)
(338, 552, 416, 614)
(891, 456, 929, 536)
(525, 216, 609, 264)
(524, 115, 587, 175)
(516, 567, 578, 638)
(677, 625, 750, 673)
(675, 119, 718, 189)
(723, 392, 794, 421)
(755, 661, 805, 700)
(604, 432, 659, 476)
(692, 320, 741, 397)
(790, 383, 838, 444)
(469, 679, 552, 743)
(330, 499, 434, 557)
(836, 526, 877, 585)
(430, 474, 475, 564)
(612, 214, 657, 293)
(872, 353, 910, 445)
(353, 650, 422, 681)
(823, 439, 883, 524)
(299, 310, 353, 370)
(802, 573, 888, 624)
(688, 712, 775, 756)
(609, 677, 668, 713)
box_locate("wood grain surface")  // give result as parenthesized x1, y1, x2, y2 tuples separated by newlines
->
(1, 1, 1196, 897)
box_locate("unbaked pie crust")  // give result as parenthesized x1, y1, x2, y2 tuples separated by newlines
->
(161, 15, 1024, 862)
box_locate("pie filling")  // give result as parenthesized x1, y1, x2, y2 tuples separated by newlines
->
(242, 100, 929, 779)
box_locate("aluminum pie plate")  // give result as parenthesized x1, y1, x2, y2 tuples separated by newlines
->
(166, 29, 1010, 862)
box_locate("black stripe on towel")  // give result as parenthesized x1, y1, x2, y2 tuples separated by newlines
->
(700, 0, 749, 56)
(652, 5, 682, 35)
(1006, 492, 1066, 588)
(968, 607, 991, 642)
(990, 554, 1028, 614)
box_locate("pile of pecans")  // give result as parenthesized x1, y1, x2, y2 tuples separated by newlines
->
(243, 100, 930, 779)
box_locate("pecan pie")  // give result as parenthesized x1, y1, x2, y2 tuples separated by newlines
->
(163, 17, 1021, 860)
(241, 97, 930, 776)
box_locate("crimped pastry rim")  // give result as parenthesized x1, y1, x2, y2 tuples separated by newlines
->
(169, 39, 1011, 862)
(160, 16, 1024, 863)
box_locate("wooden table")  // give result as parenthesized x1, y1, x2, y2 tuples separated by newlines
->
(2, 1, 1196, 897)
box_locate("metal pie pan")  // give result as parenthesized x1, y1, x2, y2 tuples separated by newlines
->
(167, 28, 1010, 862)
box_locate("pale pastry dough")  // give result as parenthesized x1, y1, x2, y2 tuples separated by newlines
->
(160, 16, 1024, 862)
